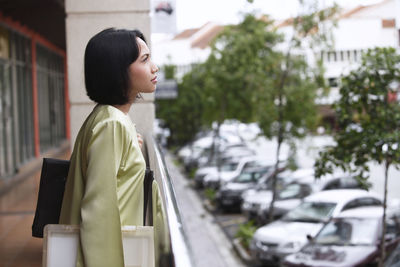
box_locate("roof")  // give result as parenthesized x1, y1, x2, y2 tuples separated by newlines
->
(191, 24, 225, 49)
(339, 6, 368, 19)
(173, 28, 198, 40)
(171, 22, 225, 49)
(291, 168, 314, 179)
(276, 0, 395, 28)
(339, 0, 394, 19)
(304, 189, 380, 203)
(337, 206, 383, 218)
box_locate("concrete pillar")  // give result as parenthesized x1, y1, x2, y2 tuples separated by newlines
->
(66, 0, 154, 144)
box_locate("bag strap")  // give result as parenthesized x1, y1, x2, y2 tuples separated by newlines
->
(143, 167, 154, 226)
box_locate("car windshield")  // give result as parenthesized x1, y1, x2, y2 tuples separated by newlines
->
(234, 171, 263, 183)
(221, 162, 239, 172)
(283, 202, 336, 223)
(256, 175, 285, 191)
(315, 218, 379, 246)
(278, 184, 302, 200)
(234, 172, 254, 183)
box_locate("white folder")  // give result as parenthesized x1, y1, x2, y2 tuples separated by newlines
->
(43, 224, 155, 267)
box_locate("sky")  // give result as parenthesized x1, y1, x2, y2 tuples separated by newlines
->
(174, 0, 385, 32)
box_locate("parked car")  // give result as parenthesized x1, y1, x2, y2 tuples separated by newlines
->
(241, 168, 314, 221)
(202, 156, 268, 189)
(256, 179, 316, 224)
(250, 189, 382, 266)
(196, 143, 254, 169)
(194, 148, 255, 188)
(256, 175, 363, 224)
(180, 132, 248, 172)
(215, 166, 272, 212)
(385, 240, 400, 266)
(283, 206, 400, 267)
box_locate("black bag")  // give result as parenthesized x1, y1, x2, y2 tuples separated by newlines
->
(32, 158, 70, 238)
(143, 167, 154, 225)
(32, 158, 155, 238)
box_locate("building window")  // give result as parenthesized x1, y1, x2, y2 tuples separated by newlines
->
(353, 50, 359, 61)
(12, 31, 35, 166)
(0, 26, 15, 177)
(328, 77, 339, 88)
(327, 51, 338, 62)
(0, 26, 36, 178)
(36, 44, 66, 153)
(382, 19, 395, 28)
(0, 24, 66, 179)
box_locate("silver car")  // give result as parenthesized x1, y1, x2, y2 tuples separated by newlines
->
(256, 175, 362, 224)
(250, 189, 382, 265)
(241, 169, 314, 221)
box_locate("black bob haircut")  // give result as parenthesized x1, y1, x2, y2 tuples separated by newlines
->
(84, 28, 146, 105)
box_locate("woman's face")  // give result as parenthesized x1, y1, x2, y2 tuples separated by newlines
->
(128, 37, 158, 98)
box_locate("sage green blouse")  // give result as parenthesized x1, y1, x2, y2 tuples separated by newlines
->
(59, 104, 146, 267)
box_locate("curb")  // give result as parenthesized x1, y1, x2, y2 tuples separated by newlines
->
(232, 238, 253, 265)
(203, 199, 217, 213)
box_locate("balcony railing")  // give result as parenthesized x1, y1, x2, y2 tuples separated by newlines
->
(144, 135, 195, 267)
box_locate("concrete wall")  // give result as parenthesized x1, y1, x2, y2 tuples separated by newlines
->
(66, 0, 154, 144)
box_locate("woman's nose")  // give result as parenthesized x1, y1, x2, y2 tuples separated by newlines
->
(152, 63, 159, 73)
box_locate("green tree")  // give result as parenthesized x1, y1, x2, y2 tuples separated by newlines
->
(177, 14, 282, 168)
(315, 47, 400, 266)
(255, 2, 339, 222)
(156, 64, 206, 146)
(199, 14, 283, 166)
(202, 14, 283, 125)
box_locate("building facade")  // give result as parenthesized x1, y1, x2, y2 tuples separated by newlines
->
(0, 5, 69, 179)
(0, 0, 155, 183)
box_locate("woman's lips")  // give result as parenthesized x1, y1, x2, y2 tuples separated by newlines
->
(151, 76, 157, 84)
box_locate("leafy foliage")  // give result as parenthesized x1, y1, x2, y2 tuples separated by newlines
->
(156, 64, 207, 146)
(315, 47, 400, 183)
(254, 1, 339, 222)
(204, 188, 216, 203)
(156, 2, 339, 152)
(314, 47, 400, 267)
(201, 14, 283, 126)
(235, 220, 257, 250)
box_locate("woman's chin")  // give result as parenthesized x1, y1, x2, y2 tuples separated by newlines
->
(143, 87, 156, 94)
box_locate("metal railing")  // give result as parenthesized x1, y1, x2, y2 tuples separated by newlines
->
(145, 135, 195, 267)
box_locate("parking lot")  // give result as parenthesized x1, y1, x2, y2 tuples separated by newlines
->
(165, 121, 400, 267)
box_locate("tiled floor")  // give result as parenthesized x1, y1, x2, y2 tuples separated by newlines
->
(0, 169, 43, 267)
(0, 151, 69, 267)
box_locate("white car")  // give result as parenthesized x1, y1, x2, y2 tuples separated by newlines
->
(283, 206, 400, 267)
(193, 147, 255, 188)
(202, 156, 270, 189)
(215, 166, 273, 211)
(250, 189, 382, 265)
(241, 169, 314, 220)
(255, 174, 362, 224)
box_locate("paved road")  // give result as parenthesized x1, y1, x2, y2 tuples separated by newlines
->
(164, 153, 246, 267)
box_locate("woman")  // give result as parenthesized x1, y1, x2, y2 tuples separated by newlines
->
(59, 28, 158, 267)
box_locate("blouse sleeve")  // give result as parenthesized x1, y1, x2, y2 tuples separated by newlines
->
(79, 120, 130, 267)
